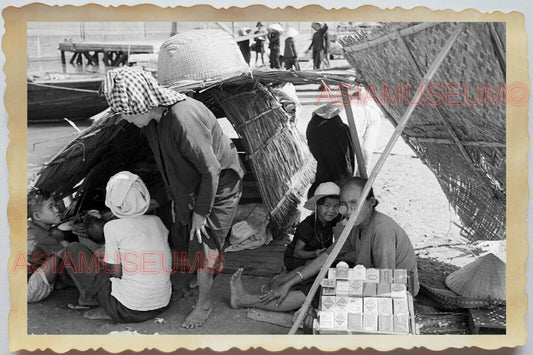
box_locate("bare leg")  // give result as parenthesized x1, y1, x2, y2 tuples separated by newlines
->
(267, 266, 304, 291)
(181, 269, 213, 328)
(230, 268, 305, 312)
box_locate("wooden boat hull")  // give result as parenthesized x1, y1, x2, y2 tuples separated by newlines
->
(27, 75, 108, 122)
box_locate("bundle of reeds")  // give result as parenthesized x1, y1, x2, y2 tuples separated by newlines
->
(340, 22, 506, 241)
(204, 80, 316, 236)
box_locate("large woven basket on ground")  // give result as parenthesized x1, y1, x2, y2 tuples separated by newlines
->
(157, 29, 250, 86)
(340, 22, 506, 242)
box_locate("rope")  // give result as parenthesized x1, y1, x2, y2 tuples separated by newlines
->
(28, 82, 99, 94)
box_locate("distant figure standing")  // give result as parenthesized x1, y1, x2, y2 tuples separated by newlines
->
(253, 22, 267, 66)
(307, 22, 330, 70)
(267, 23, 283, 69)
(306, 103, 354, 198)
(237, 27, 252, 65)
(283, 27, 299, 70)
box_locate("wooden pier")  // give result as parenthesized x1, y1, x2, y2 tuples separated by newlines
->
(58, 40, 161, 67)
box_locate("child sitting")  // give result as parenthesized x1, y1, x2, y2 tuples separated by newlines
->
(27, 189, 69, 302)
(64, 171, 172, 322)
(267, 182, 341, 291)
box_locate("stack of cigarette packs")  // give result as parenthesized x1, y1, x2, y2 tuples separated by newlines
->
(318, 263, 411, 334)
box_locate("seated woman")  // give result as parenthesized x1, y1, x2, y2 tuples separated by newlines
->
(230, 182, 341, 311)
(64, 171, 172, 322)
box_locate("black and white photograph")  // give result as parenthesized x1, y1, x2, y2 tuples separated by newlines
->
(24, 19, 508, 337)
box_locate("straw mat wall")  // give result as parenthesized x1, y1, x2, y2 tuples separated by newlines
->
(341, 22, 506, 241)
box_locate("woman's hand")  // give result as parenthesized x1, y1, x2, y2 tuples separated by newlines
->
(315, 248, 327, 257)
(259, 282, 291, 306)
(190, 212, 210, 244)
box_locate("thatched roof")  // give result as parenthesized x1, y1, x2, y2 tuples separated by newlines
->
(340, 22, 506, 241)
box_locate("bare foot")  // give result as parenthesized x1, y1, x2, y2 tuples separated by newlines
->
(230, 267, 250, 309)
(181, 306, 213, 328)
(83, 307, 112, 320)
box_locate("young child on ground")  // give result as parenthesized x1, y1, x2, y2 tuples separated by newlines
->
(27, 189, 69, 303)
(64, 171, 172, 322)
(267, 182, 341, 291)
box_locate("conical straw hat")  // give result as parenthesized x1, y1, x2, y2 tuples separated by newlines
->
(445, 253, 505, 300)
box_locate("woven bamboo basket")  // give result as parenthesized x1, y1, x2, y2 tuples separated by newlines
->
(157, 29, 251, 86)
(340, 22, 506, 241)
(199, 81, 316, 235)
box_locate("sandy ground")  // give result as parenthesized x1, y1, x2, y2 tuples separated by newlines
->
(25, 60, 505, 335)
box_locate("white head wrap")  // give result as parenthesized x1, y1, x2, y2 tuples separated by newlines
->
(105, 171, 150, 218)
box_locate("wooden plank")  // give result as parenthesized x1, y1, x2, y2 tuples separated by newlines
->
(58, 41, 159, 53)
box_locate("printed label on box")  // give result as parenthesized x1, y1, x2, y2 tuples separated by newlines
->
(348, 280, 364, 296)
(321, 295, 336, 311)
(346, 297, 363, 313)
(377, 297, 393, 315)
(353, 265, 366, 280)
(336, 296, 349, 311)
(379, 269, 393, 283)
(393, 314, 410, 334)
(363, 297, 378, 314)
(336, 266, 349, 280)
(366, 268, 380, 283)
(393, 269, 407, 284)
(320, 311, 334, 329)
(379, 314, 394, 333)
(334, 311, 348, 330)
(391, 283, 407, 298)
(347, 313, 363, 332)
(336, 280, 350, 293)
(393, 298, 408, 315)
(363, 313, 378, 332)
(328, 268, 336, 280)
(377, 283, 391, 297)
(362, 282, 377, 296)
(322, 286, 336, 296)
(321, 278, 336, 288)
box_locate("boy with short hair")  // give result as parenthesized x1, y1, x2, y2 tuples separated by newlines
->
(27, 189, 68, 302)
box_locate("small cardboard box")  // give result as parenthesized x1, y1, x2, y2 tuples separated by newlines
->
(363, 297, 378, 314)
(393, 269, 407, 284)
(346, 297, 363, 314)
(335, 295, 349, 311)
(336, 266, 350, 280)
(391, 283, 407, 298)
(347, 313, 363, 332)
(348, 280, 364, 296)
(366, 268, 380, 283)
(328, 268, 337, 280)
(379, 314, 394, 333)
(377, 297, 393, 315)
(393, 314, 410, 334)
(321, 278, 336, 288)
(319, 311, 334, 330)
(336, 280, 350, 293)
(333, 311, 348, 330)
(353, 265, 366, 280)
(321, 295, 336, 311)
(379, 269, 393, 283)
(322, 285, 336, 296)
(362, 282, 377, 296)
(363, 313, 378, 332)
(376, 283, 391, 297)
(393, 298, 409, 315)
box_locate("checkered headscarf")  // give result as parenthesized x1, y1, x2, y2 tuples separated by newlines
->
(99, 67, 186, 115)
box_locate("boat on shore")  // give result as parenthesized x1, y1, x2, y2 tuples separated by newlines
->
(27, 72, 108, 123)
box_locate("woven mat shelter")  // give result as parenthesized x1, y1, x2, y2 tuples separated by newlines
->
(340, 22, 506, 241)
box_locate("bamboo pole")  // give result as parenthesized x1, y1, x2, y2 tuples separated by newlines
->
(288, 23, 465, 335)
(340, 84, 367, 178)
